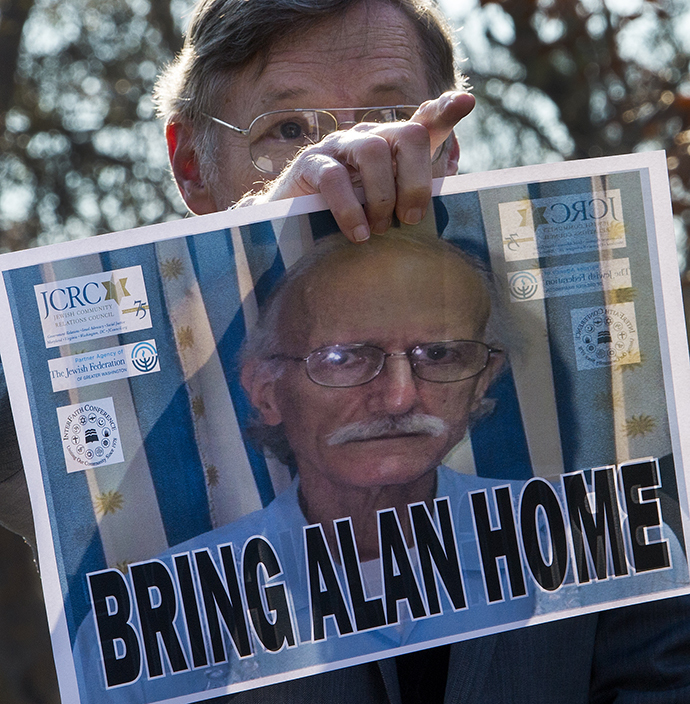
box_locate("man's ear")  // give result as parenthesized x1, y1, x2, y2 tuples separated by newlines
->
(166, 121, 218, 215)
(470, 350, 506, 412)
(240, 360, 283, 426)
(432, 133, 460, 178)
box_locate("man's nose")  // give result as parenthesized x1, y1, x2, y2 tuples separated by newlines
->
(367, 354, 419, 415)
(336, 120, 357, 131)
(332, 110, 358, 131)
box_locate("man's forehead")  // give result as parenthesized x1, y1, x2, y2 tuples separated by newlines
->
(260, 1, 422, 65)
(251, 79, 421, 111)
(307, 243, 488, 302)
(220, 2, 432, 115)
(279, 240, 491, 348)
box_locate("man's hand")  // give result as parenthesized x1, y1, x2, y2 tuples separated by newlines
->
(241, 92, 475, 243)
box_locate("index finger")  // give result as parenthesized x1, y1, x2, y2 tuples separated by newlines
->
(411, 91, 476, 155)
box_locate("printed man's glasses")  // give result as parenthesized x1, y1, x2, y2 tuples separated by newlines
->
(274, 340, 503, 388)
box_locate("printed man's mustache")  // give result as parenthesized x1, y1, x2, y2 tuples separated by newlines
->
(326, 413, 448, 446)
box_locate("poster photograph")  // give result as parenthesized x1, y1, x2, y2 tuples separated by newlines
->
(0, 152, 689, 703)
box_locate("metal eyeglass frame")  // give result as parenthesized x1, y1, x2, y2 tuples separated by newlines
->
(201, 105, 422, 173)
(272, 341, 503, 388)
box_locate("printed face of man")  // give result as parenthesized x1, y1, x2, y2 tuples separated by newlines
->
(250, 239, 501, 499)
(205, 2, 444, 206)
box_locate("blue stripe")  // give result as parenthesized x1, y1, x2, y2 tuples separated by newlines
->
(224, 309, 277, 507)
(67, 532, 111, 645)
(437, 191, 492, 267)
(437, 191, 533, 480)
(3, 264, 108, 640)
(432, 197, 449, 237)
(471, 371, 533, 480)
(308, 209, 340, 240)
(236, 222, 289, 501)
(240, 220, 287, 307)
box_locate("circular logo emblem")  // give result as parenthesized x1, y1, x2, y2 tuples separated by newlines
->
(131, 341, 158, 373)
(59, 399, 123, 470)
(573, 306, 637, 369)
(509, 271, 539, 300)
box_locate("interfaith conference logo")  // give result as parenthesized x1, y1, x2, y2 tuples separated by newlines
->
(57, 397, 124, 472)
(571, 303, 640, 371)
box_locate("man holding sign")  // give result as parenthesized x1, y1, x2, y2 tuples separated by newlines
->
(4, 0, 690, 702)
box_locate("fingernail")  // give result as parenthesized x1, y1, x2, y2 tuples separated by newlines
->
(372, 218, 392, 235)
(353, 225, 370, 242)
(403, 208, 423, 225)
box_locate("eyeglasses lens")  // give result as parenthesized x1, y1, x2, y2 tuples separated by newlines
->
(360, 107, 416, 123)
(249, 110, 337, 174)
(248, 107, 418, 174)
(411, 342, 489, 383)
(304, 342, 491, 387)
(305, 346, 383, 387)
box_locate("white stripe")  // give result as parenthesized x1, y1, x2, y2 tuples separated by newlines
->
(480, 188, 566, 478)
(274, 213, 315, 268)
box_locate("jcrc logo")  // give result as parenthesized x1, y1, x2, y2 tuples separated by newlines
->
(36, 266, 152, 349)
(38, 275, 131, 320)
(499, 189, 626, 262)
(515, 195, 621, 230)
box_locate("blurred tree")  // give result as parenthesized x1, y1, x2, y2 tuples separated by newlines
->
(0, 0, 33, 114)
(1, 0, 689, 263)
(445, 0, 690, 269)
(0, 0, 187, 252)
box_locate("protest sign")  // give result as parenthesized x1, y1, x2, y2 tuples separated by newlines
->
(0, 152, 688, 703)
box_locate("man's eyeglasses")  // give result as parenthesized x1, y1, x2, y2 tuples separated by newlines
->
(274, 341, 502, 388)
(202, 106, 420, 174)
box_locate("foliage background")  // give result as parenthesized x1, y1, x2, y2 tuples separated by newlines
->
(0, 0, 689, 700)
(1, 0, 689, 261)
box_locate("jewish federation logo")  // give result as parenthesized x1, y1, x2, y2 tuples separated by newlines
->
(131, 341, 158, 373)
(509, 271, 540, 301)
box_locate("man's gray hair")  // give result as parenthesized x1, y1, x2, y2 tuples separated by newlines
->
(153, 0, 460, 185)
